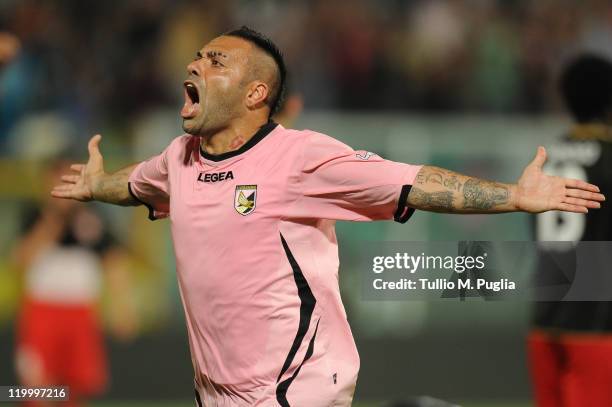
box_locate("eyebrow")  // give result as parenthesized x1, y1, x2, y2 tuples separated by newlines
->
(197, 50, 228, 59)
(196, 50, 228, 59)
(207, 50, 228, 59)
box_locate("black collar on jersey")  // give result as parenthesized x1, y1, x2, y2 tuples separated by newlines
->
(199, 121, 278, 162)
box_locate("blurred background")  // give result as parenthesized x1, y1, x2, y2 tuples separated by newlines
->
(1, 0, 609, 406)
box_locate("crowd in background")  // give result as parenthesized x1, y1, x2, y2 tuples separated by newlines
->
(1, 0, 612, 156)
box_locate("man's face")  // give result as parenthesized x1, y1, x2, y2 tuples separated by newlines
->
(181, 36, 252, 135)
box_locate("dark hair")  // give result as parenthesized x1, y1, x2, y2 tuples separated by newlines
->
(560, 53, 612, 123)
(225, 26, 287, 117)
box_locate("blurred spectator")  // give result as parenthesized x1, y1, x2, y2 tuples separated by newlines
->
(0, 31, 20, 68)
(530, 53, 612, 407)
(11, 161, 138, 407)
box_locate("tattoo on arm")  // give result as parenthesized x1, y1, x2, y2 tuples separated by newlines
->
(407, 166, 513, 213)
(443, 175, 462, 191)
(408, 187, 455, 211)
(462, 178, 509, 210)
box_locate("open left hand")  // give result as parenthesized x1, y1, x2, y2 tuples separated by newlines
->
(515, 146, 605, 213)
(51, 134, 105, 201)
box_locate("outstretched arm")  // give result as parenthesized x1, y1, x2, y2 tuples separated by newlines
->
(407, 147, 605, 214)
(51, 135, 139, 206)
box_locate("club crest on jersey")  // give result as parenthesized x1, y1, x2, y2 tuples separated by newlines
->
(234, 185, 257, 216)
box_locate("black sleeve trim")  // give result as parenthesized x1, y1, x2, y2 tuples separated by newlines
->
(194, 388, 203, 407)
(128, 182, 159, 221)
(393, 184, 416, 224)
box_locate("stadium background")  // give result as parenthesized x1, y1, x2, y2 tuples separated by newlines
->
(0, 0, 608, 406)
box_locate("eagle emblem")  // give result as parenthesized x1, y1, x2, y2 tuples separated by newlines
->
(234, 185, 257, 215)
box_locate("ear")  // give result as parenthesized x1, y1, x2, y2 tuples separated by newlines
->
(245, 82, 269, 109)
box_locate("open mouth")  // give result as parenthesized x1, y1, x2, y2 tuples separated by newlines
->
(181, 81, 201, 119)
(185, 82, 199, 104)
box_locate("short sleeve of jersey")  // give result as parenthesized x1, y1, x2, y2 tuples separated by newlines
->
(290, 132, 423, 222)
(128, 146, 171, 220)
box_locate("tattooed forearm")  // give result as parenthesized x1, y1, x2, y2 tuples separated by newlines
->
(420, 172, 443, 185)
(92, 164, 139, 206)
(407, 166, 517, 213)
(415, 167, 462, 190)
(462, 178, 509, 209)
(408, 187, 455, 212)
(443, 175, 462, 191)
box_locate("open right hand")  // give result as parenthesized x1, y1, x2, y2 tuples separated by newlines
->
(515, 146, 605, 213)
(51, 134, 105, 201)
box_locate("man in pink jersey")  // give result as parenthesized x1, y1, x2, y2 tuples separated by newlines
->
(52, 27, 605, 406)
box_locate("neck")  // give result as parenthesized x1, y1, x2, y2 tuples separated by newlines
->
(200, 118, 268, 155)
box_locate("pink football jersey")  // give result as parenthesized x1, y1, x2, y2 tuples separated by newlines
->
(128, 122, 422, 406)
